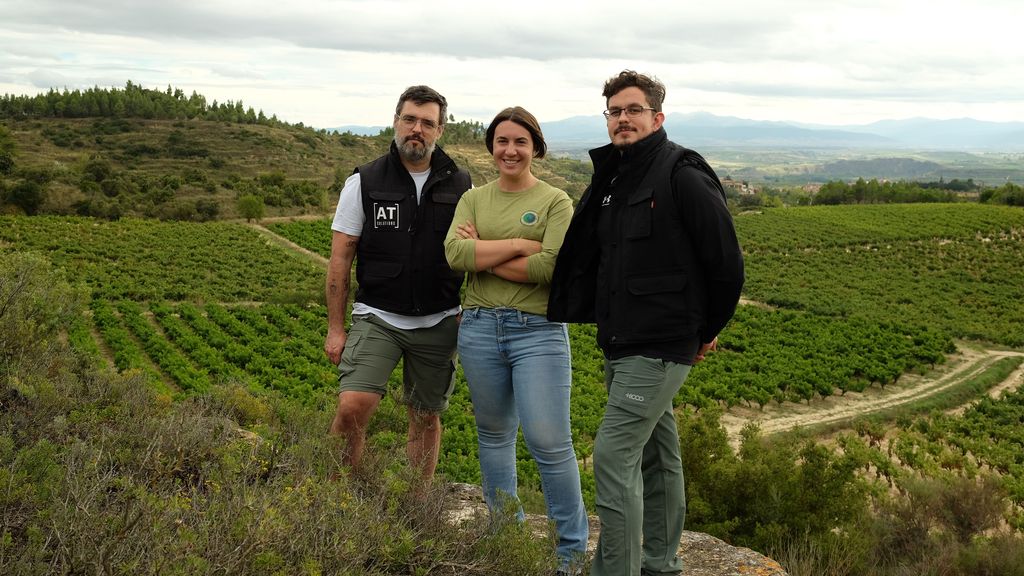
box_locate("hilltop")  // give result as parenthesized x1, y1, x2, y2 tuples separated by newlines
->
(0, 83, 596, 220)
(0, 116, 595, 220)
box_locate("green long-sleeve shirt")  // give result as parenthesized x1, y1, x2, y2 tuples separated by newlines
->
(444, 179, 573, 315)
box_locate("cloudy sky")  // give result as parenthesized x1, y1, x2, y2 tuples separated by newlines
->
(1, 0, 1021, 129)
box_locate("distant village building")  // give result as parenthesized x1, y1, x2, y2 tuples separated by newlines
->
(721, 178, 756, 195)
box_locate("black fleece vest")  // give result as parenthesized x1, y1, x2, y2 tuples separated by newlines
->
(354, 146, 470, 315)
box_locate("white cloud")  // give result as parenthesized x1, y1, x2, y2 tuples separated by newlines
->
(1, 0, 1022, 127)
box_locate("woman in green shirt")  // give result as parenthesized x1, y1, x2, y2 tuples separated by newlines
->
(444, 107, 587, 573)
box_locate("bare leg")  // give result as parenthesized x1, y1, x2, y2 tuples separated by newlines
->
(330, 390, 382, 472)
(407, 407, 442, 479)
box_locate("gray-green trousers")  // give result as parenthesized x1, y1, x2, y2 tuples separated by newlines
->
(590, 356, 691, 576)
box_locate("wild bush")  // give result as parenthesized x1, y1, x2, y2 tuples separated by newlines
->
(0, 268, 565, 575)
(0, 252, 86, 379)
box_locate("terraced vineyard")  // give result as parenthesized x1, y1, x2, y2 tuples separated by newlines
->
(3, 203, 1024, 506)
(738, 203, 1024, 346)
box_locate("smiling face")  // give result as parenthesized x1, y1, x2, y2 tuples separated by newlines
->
(393, 100, 443, 167)
(491, 120, 535, 180)
(606, 86, 664, 148)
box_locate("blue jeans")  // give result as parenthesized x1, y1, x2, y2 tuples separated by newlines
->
(458, 308, 588, 567)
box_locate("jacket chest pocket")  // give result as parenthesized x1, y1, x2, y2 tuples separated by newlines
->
(624, 187, 654, 239)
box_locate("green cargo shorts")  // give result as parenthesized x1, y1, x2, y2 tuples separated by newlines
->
(337, 313, 459, 413)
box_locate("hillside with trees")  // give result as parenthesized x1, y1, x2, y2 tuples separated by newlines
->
(0, 83, 593, 221)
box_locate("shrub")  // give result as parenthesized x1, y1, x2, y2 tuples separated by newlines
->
(195, 198, 220, 221)
(0, 251, 86, 380)
(5, 180, 45, 215)
(238, 194, 264, 222)
(0, 150, 12, 176)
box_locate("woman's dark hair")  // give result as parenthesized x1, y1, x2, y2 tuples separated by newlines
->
(485, 106, 546, 158)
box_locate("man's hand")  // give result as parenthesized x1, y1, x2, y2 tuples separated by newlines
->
(694, 337, 718, 364)
(324, 330, 348, 366)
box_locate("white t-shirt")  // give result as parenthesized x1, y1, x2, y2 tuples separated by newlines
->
(331, 169, 460, 330)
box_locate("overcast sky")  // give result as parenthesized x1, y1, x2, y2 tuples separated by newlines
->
(2, 0, 1021, 129)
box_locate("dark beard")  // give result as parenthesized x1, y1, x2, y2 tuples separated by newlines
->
(395, 135, 434, 163)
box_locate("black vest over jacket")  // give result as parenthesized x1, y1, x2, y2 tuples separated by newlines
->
(549, 129, 740, 348)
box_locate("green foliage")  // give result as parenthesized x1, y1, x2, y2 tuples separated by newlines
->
(813, 177, 965, 205)
(438, 118, 486, 146)
(1, 99, 384, 220)
(0, 216, 323, 303)
(0, 322, 565, 575)
(0, 252, 86, 379)
(686, 306, 952, 408)
(237, 194, 264, 222)
(81, 154, 113, 183)
(0, 125, 13, 175)
(0, 82, 280, 128)
(739, 204, 1024, 346)
(981, 181, 1024, 206)
(679, 408, 869, 550)
(5, 180, 44, 215)
(267, 218, 333, 257)
(166, 129, 210, 158)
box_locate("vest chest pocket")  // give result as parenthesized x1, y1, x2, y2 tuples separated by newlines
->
(367, 190, 408, 231)
(432, 191, 460, 231)
(625, 187, 654, 239)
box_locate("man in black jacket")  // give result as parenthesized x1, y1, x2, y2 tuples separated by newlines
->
(324, 85, 471, 480)
(549, 71, 744, 575)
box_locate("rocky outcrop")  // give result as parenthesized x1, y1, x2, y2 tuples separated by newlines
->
(446, 483, 788, 576)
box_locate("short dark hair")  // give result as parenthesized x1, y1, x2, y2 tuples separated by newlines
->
(602, 70, 666, 112)
(485, 106, 547, 159)
(395, 85, 448, 126)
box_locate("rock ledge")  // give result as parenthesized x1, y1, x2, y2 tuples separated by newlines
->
(446, 483, 788, 576)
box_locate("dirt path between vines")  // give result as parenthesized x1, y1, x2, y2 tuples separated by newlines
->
(720, 344, 1024, 446)
(247, 222, 329, 267)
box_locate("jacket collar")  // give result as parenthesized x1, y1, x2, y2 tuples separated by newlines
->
(589, 127, 669, 173)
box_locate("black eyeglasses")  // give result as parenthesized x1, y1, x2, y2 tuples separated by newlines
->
(603, 106, 657, 120)
(396, 114, 440, 131)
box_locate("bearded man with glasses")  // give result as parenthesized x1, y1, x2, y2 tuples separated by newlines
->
(325, 85, 471, 482)
(549, 71, 745, 575)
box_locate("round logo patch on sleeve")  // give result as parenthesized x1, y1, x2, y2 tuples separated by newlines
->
(520, 211, 539, 226)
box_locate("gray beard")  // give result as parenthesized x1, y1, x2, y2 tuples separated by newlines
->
(395, 135, 435, 164)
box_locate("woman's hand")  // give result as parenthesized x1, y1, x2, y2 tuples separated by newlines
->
(455, 220, 480, 240)
(511, 237, 542, 256)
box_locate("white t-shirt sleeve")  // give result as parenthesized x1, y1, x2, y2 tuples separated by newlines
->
(331, 172, 364, 236)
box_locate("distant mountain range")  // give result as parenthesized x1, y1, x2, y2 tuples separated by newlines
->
(330, 113, 1024, 151)
(541, 113, 1024, 151)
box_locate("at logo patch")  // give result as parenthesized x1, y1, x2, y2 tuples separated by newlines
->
(520, 211, 539, 226)
(373, 203, 400, 229)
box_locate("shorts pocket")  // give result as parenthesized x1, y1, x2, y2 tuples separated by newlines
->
(337, 331, 363, 376)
